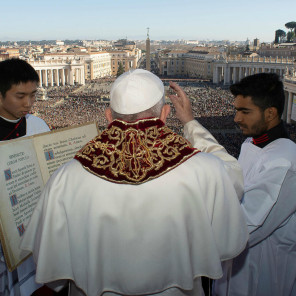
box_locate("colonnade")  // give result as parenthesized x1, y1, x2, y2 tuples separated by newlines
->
(213, 57, 295, 85)
(36, 67, 85, 87)
(30, 60, 85, 87)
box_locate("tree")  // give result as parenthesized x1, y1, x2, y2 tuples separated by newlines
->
(116, 62, 125, 77)
(274, 29, 286, 44)
(285, 21, 296, 33)
(287, 31, 295, 43)
(285, 22, 296, 42)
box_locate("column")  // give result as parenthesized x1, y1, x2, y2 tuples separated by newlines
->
(246, 67, 250, 76)
(44, 69, 48, 87)
(239, 66, 243, 81)
(69, 67, 74, 85)
(80, 67, 85, 85)
(213, 66, 219, 84)
(61, 69, 65, 86)
(66, 68, 70, 85)
(244, 67, 247, 78)
(39, 70, 43, 87)
(287, 92, 293, 124)
(224, 65, 231, 85)
(50, 69, 54, 86)
(55, 69, 59, 86)
(65, 69, 67, 85)
(233, 67, 237, 83)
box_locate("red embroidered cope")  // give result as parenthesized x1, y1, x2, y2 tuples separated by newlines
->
(74, 118, 200, 184)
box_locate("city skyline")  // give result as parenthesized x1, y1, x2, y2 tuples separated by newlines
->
(1, 0, 295, 43)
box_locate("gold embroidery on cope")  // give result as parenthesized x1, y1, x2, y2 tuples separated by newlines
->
(75, 119, 199, 184)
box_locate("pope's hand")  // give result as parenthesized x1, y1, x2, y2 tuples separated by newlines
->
(169, 81, 194, 125)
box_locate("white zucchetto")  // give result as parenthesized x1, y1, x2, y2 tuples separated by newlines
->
(110, 69, 164, 115)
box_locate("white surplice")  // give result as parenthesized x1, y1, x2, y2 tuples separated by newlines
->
(25, 114, 50, 137)
(213, 138, 296, 296)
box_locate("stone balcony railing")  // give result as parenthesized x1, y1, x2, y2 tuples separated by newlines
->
(223, 55, 295, 64)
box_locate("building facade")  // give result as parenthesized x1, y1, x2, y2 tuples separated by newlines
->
(109, 50, 140, 76)
(26, 50, 114, 86)
(258, 43, 296, 59)
(0, 48, 20, 60)
(43, 51, 112, 80)
(159, 52, 186, 77)
(84, 52, 112, 79)
(159, 48, 221, 79)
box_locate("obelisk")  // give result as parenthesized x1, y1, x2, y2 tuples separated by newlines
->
(146, 27, 151, 71)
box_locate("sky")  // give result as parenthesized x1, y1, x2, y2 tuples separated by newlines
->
(1, 0, 295, 43)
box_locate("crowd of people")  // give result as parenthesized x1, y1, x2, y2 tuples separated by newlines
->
(32, 84, 110, 130)
(31, 80, 296, 158)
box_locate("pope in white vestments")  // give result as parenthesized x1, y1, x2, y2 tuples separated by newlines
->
(21, 70, 248, 296)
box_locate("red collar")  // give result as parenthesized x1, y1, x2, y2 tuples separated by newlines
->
(252, 133, 269, 145)
(252, 121, 290, 148)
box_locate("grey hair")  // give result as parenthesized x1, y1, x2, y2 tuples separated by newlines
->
(111, 96, 165, 122)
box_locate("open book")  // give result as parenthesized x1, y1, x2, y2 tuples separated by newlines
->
(0, 122, 99, 271)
